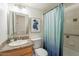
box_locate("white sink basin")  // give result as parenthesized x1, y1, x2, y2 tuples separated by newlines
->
(8, 40, 29, 46)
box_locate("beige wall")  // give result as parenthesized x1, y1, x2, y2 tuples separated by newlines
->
(64, 4, 79, 34)
(64, 4, 79, 51)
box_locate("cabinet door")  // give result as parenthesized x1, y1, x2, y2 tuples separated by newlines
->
(0, 46, 33, 56)
(24, 53, 33, 56)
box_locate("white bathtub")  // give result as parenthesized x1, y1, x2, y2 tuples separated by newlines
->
(63, 46, 79, 56)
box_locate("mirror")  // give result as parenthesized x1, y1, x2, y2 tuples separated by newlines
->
(7, 11, 29, 39)
(14, 13, 29, 35)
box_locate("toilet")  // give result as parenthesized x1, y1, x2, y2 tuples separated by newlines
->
(31, 38, 48, 56)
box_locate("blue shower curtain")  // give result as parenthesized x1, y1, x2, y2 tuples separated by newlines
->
(43, 4, 64, 56)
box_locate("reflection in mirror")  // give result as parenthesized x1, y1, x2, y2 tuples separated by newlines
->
(14, 13, 29, 35)
(7, 11, 29, 40)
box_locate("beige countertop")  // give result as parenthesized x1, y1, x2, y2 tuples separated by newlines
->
(0, 40, 33, 52)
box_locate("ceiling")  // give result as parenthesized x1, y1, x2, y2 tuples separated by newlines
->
(13, 3, 58, 12)
(9, 3, 75, 13)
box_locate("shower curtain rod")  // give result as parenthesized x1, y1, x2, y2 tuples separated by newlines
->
(43, 3, 63, 15)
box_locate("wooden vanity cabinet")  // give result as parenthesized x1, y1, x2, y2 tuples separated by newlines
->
(0, 46, 33, 56)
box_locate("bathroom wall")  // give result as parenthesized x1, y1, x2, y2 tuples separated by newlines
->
(0, 3, 8, 44)
(8, 4, 43, 39)
(64, 4, 79, 51)
(64, 4, 79, 34)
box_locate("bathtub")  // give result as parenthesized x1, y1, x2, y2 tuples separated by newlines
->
(63, 46, 79, 56)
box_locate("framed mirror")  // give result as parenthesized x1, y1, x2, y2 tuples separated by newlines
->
(7, 11, 29, 39)
(14, 12, 29, 35)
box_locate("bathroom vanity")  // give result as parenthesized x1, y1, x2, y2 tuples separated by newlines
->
(0, 11, 34, 56)
(0, 40, 33, 56)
